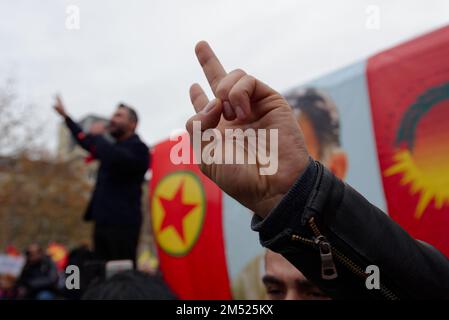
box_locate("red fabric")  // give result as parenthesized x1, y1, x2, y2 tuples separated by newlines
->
(367, 25, 449, 257)
(84, 154, 96, 164)
(5, 245, 20, 256)
(46, 242, 68, 272)
(85, 145, 96, 164)
(149, 136, 231, 299)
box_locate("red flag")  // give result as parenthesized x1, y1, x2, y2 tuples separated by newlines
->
(149, 135, 231, 299)
(367, 25, 449, 256)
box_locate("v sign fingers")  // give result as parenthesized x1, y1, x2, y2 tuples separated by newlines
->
(188, 40, 310, 218)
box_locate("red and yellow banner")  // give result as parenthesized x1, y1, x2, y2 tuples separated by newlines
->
(367, 26, 449, 256)
(150, 136, 231, 299)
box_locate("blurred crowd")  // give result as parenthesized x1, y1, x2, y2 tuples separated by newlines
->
(0, 243, 173, 300)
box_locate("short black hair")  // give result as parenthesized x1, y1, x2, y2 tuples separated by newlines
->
(118, 103, 139, 124)
(82, 270, 177, 300)
(284, 88, 341, 158)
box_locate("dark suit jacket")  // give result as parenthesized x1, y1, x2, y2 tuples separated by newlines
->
(65, 117, 149, 226)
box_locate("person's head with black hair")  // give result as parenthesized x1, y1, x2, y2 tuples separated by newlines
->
(285, 88, 348, 180)
(25, 243, 45, 265)
(82, 270, 177, 300)
(263, 249, 330, 300)
(118, 103, 139, 124)
(108, 103, 139, 141)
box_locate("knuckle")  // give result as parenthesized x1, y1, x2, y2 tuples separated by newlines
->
(185, 117, 194, 132)
(229, 87, 244, 103)
(230, 68, 246, 76)
(215, 80, 228, 99)
(216, 70, 248, 100)
(243, 74, 255, 83)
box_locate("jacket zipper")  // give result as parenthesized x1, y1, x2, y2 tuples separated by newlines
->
(291, 217, 399, 300)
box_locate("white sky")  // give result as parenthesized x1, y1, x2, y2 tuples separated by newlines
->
(1, 0, 448, 150)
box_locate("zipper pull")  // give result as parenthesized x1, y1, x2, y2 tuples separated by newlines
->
(315, 235, 338, 280)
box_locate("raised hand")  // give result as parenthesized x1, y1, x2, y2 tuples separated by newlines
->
(53, 95, 68, 118)
(186, 41, 310, 218)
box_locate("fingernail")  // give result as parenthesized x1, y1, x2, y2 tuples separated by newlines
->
(235, 106, 246, 120)
(202, 99, 217, 113)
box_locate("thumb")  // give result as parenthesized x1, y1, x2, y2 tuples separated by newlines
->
(186, 98, 222, 136)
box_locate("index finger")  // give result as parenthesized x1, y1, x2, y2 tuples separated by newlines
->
(195, 41, 227, 95)
(55, 94, 62, 105)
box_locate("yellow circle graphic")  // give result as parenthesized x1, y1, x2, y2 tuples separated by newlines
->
(151, 171, 205, 256)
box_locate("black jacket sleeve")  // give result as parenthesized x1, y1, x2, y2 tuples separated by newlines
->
(252, 159, 449, 299)
(64, 116, 92, 152)
(64, 116, 148, 174)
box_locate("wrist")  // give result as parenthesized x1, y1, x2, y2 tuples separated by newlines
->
(254, 156, 314, 219)
(254, 194, 284, 219)
(251, 160, 318, 243)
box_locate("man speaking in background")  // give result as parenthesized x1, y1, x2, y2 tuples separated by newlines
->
(54, 96, 149, 265)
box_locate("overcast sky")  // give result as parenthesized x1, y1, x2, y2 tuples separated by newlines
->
(1, 0, 448, 150)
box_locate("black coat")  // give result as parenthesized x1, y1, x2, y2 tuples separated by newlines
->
(65, 117, 149, 226)
(18, 256, 58, 297)
(253, 160, 449, 299)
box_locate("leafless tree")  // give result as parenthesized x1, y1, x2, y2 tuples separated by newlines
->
(0, 80, 92, 250)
